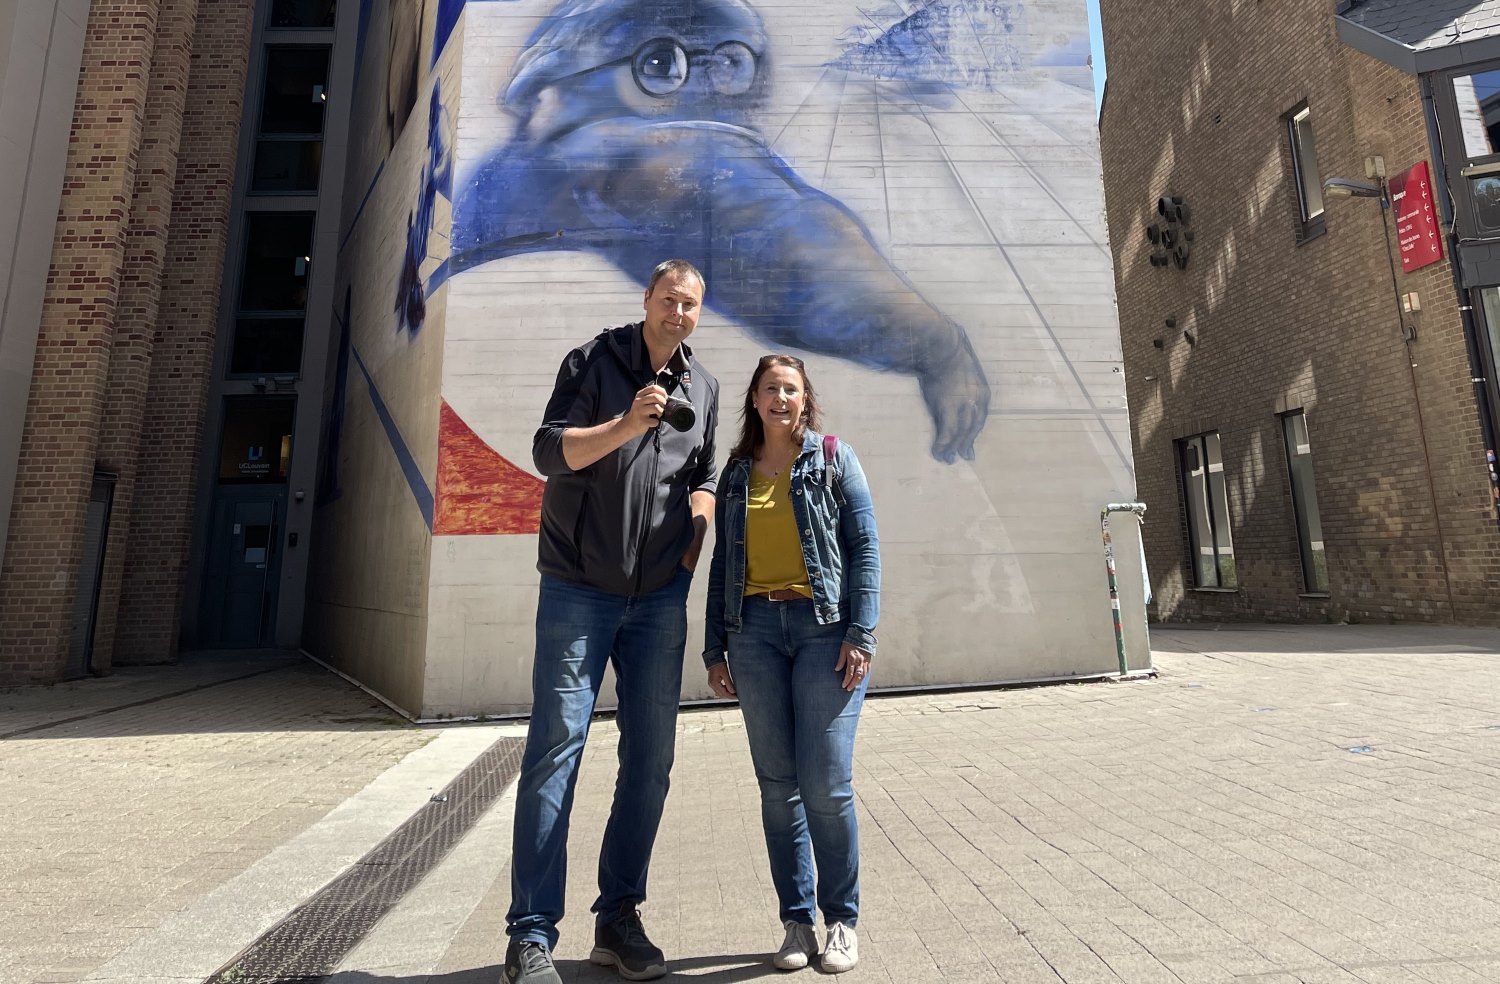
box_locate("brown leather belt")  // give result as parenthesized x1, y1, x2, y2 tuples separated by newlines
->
(747, 588, 807, 602)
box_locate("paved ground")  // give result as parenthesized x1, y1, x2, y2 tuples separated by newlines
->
(3, 625, 1499, 984)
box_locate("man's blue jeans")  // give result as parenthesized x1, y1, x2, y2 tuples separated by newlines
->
(729, 596, 868, 928)
(507, 570, 691, 949)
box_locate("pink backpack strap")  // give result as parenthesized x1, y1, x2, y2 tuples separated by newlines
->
(821, 434, 840, 497)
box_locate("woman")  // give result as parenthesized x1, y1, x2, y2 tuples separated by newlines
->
(703, 355, 881, 974)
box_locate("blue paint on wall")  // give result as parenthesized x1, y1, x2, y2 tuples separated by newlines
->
(351, 343, 436, 529)
(442, 0, 992, 462)
(397, 83, 454, 334)
(831, 0, 1024, 89)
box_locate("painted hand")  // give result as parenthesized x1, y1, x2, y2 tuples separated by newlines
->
(920, 336, 990, 464)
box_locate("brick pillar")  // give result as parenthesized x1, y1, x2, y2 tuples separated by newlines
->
(114, 0, 256, 662)
(0, 0, 160, 682)
(89, 0, 200, 670)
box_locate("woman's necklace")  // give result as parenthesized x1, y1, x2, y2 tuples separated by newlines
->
(755, 443, 798, 479)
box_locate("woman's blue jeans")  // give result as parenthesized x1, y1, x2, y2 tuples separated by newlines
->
(729, 595, 868, 927)
(507, 570, 691, 949)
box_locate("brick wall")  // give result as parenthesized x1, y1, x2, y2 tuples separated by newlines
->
(90, 0, 200, 669)
(1100, 0, 1500, 625)
(114, 0, 255, 663)
(0, 0, 160, 680)
(0, 0, 254, 682)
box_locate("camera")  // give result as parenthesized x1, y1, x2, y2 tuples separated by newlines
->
(658, 395, 696, 432)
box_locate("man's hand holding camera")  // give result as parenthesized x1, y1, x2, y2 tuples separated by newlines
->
(625, 383, 670, 436)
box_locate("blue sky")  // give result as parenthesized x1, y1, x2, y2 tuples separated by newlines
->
(1088, 0, 1106, 110)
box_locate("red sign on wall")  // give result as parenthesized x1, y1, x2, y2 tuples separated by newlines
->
(1391, 161, 1445, 274)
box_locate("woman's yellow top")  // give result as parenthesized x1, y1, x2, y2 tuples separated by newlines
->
(744, 467, 813, 597)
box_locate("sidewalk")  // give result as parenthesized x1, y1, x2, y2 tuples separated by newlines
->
(2, 625, 1499, 984)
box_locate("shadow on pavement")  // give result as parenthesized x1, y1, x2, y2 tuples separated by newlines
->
(0, 653, 420, 740)
(330, 953, 790, 983)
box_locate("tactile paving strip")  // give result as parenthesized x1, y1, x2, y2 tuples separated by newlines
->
(202, 735, 525, 983)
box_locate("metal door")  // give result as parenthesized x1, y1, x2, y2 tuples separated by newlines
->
(201, 488, 286, 648)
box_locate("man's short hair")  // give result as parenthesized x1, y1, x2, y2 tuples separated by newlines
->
(647, 259, 706, 296)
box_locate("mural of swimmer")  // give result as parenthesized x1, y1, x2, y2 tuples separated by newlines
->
(440, 0, 992, 463)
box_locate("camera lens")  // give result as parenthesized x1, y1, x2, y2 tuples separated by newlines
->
(661, 396, 696, 431)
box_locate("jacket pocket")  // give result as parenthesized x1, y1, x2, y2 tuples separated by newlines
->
(569, 488, 590, 577)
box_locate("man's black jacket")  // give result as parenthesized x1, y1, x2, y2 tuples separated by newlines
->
(532, 322, 719, 596)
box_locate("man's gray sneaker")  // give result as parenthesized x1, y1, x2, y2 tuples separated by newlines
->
(590, 903, 668, 980)
(772, 920, 818, 970)
(503, 939, 562, 984)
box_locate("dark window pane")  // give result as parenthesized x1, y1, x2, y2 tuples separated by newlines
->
(231, 317, 305, 375)
(268, 0, 336, 29)
(1282, 412, 1327, 593)
(238, 212, 314, 312)
(251, 139, 323, 193)
(219, 399, 295, 484)
(1289, 107, 1323, 221)
(259, 47, 330, 135)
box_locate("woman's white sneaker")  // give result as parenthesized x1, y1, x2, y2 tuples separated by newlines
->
(773, 920, 819, 970)
(822, 922, 859, 973)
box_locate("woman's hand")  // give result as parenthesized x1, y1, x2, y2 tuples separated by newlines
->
(708, 663, 736, 698)
(835, 642, 871, 691)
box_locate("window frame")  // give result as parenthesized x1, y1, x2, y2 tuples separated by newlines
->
(1279, 410, 1329, 595)
(247, 43, 332, 197)
(1177, 431, 1238, 590)
(1285, 102, 1327, 244)
(226, 209, 317, 380)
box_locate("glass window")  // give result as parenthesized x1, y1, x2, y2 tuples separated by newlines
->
(268, 0, 336, 29)
(218, 399, 295, 484)
(258, 47, 329, 135)
(1288, 105, 1324, 227)
(1178, 432, 1237, 588)
(251, 139, 324, 194)
(230, 317, 306, 375)
(1281, 411, 1328, 594)
(1453, 70, 1500, 160)
(237, 212, 314, 313)
(251, 46, 329, 194)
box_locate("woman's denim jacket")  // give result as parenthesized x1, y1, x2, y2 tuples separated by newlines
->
(702, 429, 880, 668)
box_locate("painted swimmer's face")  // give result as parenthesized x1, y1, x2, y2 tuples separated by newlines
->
(627, 38, 759, 98)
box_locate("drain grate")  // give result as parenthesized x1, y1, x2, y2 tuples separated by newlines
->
(203, 735, 525, 983)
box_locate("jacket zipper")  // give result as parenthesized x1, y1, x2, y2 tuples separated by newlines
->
(633, 426, 662, 596)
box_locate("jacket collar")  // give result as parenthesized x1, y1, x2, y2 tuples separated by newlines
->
(730, 429, 824, 479)
(611, 321, 693, 380)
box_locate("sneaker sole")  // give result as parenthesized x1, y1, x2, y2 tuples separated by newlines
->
(772, 952, 811, 971)
(589, 946, 668, 981)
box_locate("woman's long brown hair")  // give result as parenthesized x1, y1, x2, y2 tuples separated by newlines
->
(728, 355, 824, 462)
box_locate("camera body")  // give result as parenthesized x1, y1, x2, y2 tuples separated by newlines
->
(659, 395, 696, 432)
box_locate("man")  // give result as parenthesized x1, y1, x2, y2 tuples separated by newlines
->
(505, 260, 718, 984)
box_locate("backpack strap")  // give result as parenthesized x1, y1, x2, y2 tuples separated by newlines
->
(821, 434, 845, 504)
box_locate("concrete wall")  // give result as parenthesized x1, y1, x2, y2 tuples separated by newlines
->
(315, 0, 1144, 717)
(303, 0, 463, 715)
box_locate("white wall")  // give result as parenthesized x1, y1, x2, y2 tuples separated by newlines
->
(412, 0, 1145, 716)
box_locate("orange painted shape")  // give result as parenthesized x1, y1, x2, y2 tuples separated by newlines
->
(435, 399, 545, 535)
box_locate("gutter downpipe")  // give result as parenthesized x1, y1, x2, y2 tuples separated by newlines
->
(1101, 502, 1149, 676)
(1421, 74, 1500, 524)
